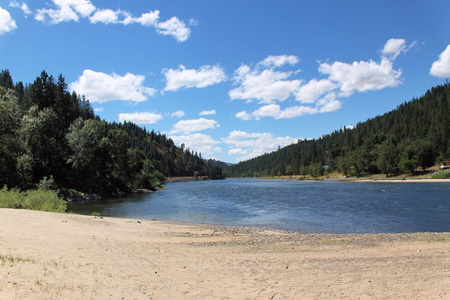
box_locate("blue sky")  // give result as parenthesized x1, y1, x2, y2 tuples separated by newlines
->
(1, 0, 450, 163)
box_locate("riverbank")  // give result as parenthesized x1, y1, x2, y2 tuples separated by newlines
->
(1, 209, 449, 299)
(259, 172, 450, 182)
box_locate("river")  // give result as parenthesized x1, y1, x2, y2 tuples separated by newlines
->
(68, 178, 450, 234)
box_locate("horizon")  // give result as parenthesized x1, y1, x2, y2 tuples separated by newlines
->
(1, 0, 449, 163)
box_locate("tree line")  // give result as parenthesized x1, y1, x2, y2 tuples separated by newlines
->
(0, 69, 223, 196)
(229, 83, 450, 178)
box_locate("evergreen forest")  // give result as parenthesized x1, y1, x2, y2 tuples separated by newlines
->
(229, 83, 450, 178)
(0, 70, 223, 196)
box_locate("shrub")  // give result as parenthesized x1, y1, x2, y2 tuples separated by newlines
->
(431, 172, 450, 179)
(23, 189, 67, 213)
(0, 186, 24, 208)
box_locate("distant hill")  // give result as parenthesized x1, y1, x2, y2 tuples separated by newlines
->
(229, 83, 450, 178)
(206, 159, 234, 170)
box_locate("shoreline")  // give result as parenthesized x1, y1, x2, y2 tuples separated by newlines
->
(1, 208, 449, 299)
(257, 174, 450, 183)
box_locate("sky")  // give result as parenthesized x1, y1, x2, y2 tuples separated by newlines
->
(1, 0, 450, 163)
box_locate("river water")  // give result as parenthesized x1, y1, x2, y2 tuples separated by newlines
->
(68, 178, 450, 233)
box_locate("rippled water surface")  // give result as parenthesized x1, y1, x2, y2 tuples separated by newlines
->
(68, 178, 450, 233)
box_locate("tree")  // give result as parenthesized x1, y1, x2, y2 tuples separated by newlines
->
(0, 87, 23, 187)
(20, 106, 62, 183)
(416, 140, 437, 171)
(377, 138, 400, 176)
(398, 144, 418, 174)
(0, 69, 14, 89)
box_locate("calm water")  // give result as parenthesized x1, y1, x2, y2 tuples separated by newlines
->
(68, 178, 450, 234)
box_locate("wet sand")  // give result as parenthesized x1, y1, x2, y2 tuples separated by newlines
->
(0, 209, 449, 299)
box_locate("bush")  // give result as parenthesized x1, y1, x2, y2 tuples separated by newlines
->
(0, 186, 24, 209)
(0, 186, 66, 213)
(431, 172, 450, 179)
(23, 189, 67, 213)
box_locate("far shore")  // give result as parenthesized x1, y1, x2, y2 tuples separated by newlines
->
(257, 172, 450, 183)
(1, 208, 449, 299)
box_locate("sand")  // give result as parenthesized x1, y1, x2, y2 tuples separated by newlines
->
(0, 209, 449, 299)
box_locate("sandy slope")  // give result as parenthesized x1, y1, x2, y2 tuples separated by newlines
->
(0, 209, 449, 299)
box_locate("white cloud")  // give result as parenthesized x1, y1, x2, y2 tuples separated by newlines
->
(9, 1, 32, 16)
(381, 38, 407, 60)
(93, 107, 104, 112)
(258, 55, 299, 68)
(35, 0, 96, 24)
(228, 148, 248, 156)
(171, 110, 185, 118)
(164, 64, 227, 91)
(170, 118, 219, 134)
(118, 112, 163, 124)
(199, 110, 216, 116)
(430, 45, 450, 78)
(70, 69, 157, 103)
(235, 110, 252, 121)
(223, 130, 298, 161)
(0, 7, 17, 34)
(238, 94, 341, 121)
(319, 57, 402, 97)
(229, 55, 302, 104)
(233, 39, 409, 121)
(170, 133, 221, 156)
(156, 16, 190, 42)
(122, 10, 159, 26)
(295, 78, 335, 104)
(33, 2, 191, 42)
(89, 9, 120, 24)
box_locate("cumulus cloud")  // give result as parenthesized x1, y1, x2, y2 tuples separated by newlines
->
(9, 1, 32, 16)
(229, 55, 302, 104)
(170, 118, 219, 134)
(33, 2, 192, 41)
(122, 10, 159, 26)
(240, 98, 342, 121)
(0, 7, 17, 34)
(319, 58, 402, 97)
(199, 110, 216, 116)
(235, 110, 252, 121)
(118, 112, 163, 124)
(258, 55, 299, 67)
(382, 38, 406, 60)
(171, 110, 185, 118)
(232, 39, 410, 121)
(430, 45, 450, 78)
(295, 78, 336, 104)
(228, 148, 248, 156)
(70, 69, 157, 103)
(89, 9, 121, 24)
(223, 130, 298, 161)
(170, 133, 221, 156)
(35, 0, 96, 24)
(156, 16, 190, 42)
(163, 65, 227, 91)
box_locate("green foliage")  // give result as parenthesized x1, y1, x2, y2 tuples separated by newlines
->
(38, 175, 59, 191)
(431, 172, 450, 179)
(0, 69, 223, 196)
(0, 186, 66, 212)
(377, 137, 400, 176)
(23, 189, 67, 213)
(0, 186, 24, 209)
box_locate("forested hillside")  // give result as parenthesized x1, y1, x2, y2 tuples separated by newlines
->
(0, 70, 223, 195)
(229, 83, 450, 178)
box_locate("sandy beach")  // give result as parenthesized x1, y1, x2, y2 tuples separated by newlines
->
(0, 209, 449, 299)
